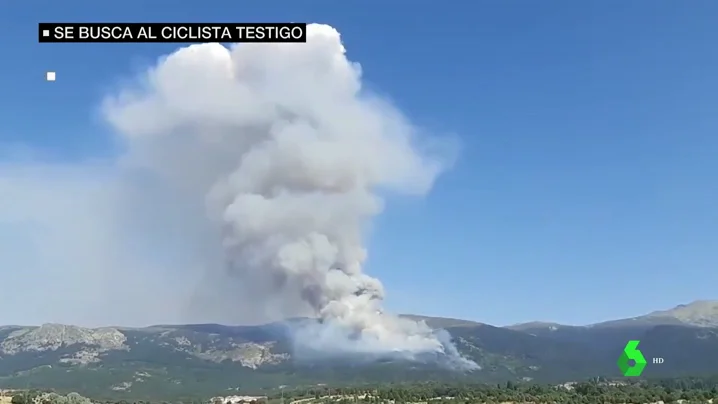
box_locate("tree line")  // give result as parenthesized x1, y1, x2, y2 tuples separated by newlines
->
(11, 392, 92, 404)
(269, 376, 718, 404)
(10, 376, 718, 404)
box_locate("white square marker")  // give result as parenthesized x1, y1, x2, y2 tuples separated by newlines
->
(46, 71, 56, 81)
(42, 29, 50, 37)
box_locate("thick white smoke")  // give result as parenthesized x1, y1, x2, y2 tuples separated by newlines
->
(86, 24, 472, 368)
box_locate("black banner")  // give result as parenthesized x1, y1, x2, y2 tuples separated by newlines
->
(38, 23, 307, 43)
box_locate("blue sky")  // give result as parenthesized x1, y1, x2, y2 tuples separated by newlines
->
(1, 1, 717, 327)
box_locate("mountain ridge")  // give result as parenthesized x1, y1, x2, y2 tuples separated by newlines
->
(507, 300, 718, 330)
(1, 300, 717, 400)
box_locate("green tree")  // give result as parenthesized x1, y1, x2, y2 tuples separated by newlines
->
(11, 395, 26, 404)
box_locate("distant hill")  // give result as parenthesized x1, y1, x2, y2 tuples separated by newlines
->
(603, 300, 718, 328)
(399, 314, 484, 329)
(508, 300, 718, 330)
(0, 301, 717, 400)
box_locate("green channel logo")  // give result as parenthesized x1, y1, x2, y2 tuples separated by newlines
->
(617, 340, 647, 377)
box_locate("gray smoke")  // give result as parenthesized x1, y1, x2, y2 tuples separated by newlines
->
(103, 23, 475, 369)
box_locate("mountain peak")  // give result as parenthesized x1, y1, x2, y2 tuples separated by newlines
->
(644, 300, 718, 327)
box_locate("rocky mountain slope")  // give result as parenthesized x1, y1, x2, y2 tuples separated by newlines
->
(624, 300, 718, 328)
(0, 301, 717, 400)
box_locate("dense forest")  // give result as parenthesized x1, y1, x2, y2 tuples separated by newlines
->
(270, 377, 718, 404)
(8, 376, 718, 404)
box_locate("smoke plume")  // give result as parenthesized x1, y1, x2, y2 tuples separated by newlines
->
(1, 23, 475, 369)
(105, 23, 473, 367)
